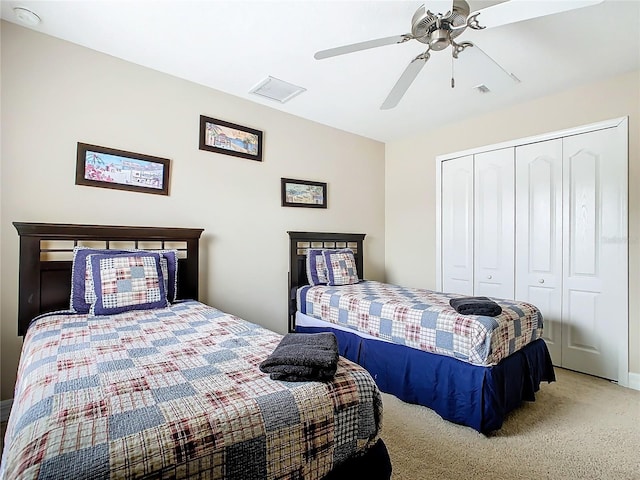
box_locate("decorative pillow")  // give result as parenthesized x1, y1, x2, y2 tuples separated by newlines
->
(89, 252, 168, 316)
(71, 247, 126, 313)
(85, 255, 171, 307)
(153, 249, 179, 303)
(322, 249, 360, 286)
(70, 247, 178, 313)
(306, 248, 328, 285)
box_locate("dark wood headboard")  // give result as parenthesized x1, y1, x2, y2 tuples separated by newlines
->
(287, 231, 366, 332)
(13, 222, 204, 336)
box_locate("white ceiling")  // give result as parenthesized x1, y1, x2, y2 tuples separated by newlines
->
(1, 0, 639, 142)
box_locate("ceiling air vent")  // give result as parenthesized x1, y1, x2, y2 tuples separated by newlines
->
(249, 76, 306, 103)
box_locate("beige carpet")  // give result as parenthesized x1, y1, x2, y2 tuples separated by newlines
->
(380, 368, 640, 480)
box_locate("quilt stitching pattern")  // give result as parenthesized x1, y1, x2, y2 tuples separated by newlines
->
(1, 301, 382, 480)
(299, 280, 542, 366)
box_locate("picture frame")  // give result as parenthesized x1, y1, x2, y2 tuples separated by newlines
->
(199, 115, 263, 162)
(75, 143, 170, 196)
(281, 178, 327, 209)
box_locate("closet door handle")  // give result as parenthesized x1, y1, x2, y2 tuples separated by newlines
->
(487, 275, 492, 280)
(538, 279, 545, 284)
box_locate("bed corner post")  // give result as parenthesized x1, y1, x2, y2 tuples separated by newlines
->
(287, 232, 299, 333)
(183, 234, 202, 301)
(288, 271, 294, 333)
(13, 222, 42, 337)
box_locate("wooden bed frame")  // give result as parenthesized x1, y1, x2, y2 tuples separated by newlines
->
(13, 222, 204, 336)
(287, 231, 366, 332)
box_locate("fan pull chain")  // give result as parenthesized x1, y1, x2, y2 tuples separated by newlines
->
(451, 51, 455, 88)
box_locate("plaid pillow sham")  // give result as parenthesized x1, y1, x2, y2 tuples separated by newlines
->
(322, 249, 359, 286)
(89, 252, 168, 315)
(306, 248, 328, 285)
(70, 246, 178, 313)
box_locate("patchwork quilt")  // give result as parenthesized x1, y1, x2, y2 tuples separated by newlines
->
(0, 301, 382, 480)
(298, 280, 543, 366)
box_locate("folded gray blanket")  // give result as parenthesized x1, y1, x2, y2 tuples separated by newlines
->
(260, 332, 339, 382)
(449, 296, 502, 317)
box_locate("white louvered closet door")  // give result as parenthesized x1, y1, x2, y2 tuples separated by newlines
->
(561, 125, 627, 380)
(441, 155, 474, 295)
(515, 139, 563, 365)
(473, 148, 515, 300)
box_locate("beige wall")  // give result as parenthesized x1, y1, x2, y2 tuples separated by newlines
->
(2, 20, 638, 402)
(0, 22, 386, 400)
(385, 70, 640, 376)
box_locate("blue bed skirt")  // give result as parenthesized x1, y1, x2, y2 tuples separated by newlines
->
(296, 325, 556, 434)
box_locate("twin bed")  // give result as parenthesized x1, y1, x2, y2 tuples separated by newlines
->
(288, 231, 556, 434)
(1, 223, 391, 480)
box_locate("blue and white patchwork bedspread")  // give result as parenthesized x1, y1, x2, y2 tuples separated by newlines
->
(0, 301, 382, 480)
(298, 280, 543, 366)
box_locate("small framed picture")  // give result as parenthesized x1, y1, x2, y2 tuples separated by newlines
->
(281, 178, 327, 209)
(75, 143, 170, 195)
(199, 115, 263, 162)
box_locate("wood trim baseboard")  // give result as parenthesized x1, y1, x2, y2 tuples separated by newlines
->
(0, 399, 13, 422)
(628, 372, 640, 391)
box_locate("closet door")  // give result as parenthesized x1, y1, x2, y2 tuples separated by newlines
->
(562, 125, 627, 380)
(441, 155, 474, 295)
(515, 139, 563, 365)
(473, 148, 515, 299)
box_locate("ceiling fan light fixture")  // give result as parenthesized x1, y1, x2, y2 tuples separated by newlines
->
(429, 29, 451, 51)
(249, 76, 306, 104)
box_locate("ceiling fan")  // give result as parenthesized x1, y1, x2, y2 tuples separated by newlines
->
(314, 0, 603, 110)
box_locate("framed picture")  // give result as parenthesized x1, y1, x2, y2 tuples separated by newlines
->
(199, 115, 263, 162)
(281, 178, 327, 208)
(75, 143, 170, 196)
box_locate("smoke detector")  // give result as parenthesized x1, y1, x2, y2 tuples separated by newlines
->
(13, 7, 41, 26)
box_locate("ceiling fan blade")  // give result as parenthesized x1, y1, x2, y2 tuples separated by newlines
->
(475, 0, 603, 29)
(454, 42, 519, 91)
(380, 53, 429, 110)
(314, 34, 412, 60)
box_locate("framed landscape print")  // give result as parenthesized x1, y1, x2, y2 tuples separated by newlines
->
(281, 178, 327, 208)
(75, 143, 170, 196)
(199, 115, 263, 162)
